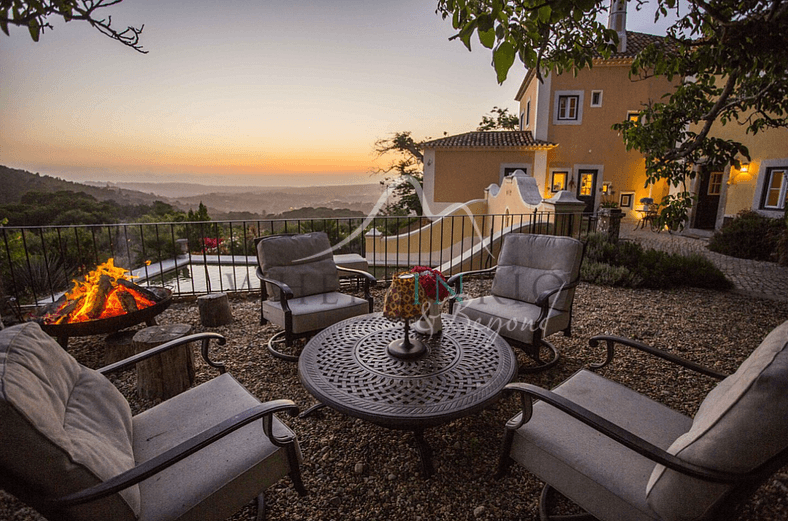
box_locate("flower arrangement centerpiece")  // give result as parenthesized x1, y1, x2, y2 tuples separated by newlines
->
(410, 266, 450, 335)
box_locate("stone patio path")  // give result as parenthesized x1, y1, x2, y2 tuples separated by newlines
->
(620, 222, 788, 302)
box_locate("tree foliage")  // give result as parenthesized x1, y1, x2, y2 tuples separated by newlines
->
(0, 0, 146, 52)
(437, 0, 788, 229)
(373, 131, 426, 216)
(0, 190, 185, 226)
(477, 106, 519, 131)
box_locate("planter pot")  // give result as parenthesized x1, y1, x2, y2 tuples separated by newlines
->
(412, 300, 442, 336)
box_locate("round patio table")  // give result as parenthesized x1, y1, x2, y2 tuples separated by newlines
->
(298, 312, 517, 474)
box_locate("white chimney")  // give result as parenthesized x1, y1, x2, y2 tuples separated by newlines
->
(608, 0, 627, 53)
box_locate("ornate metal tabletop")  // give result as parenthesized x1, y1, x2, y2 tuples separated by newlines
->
(298, 312, 517, 430)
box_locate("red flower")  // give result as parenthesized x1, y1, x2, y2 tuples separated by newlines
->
(410, 266, 450, 301)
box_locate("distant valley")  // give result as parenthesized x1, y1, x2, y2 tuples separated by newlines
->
(88, 181, 386, 216)
(0, 166, 386, 220)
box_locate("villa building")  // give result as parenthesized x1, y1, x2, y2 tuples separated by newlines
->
(421, 0, 787, 230)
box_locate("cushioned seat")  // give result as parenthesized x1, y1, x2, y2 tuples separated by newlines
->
(255, 232, 375, 361)
(498, 319, 788, 521)
(508, 370, 692, 521)
(453, 295, 571, 346)
(0, 322, 305, 521)
(133, 374, 298, 521)
(262, 292, 370, 335)
(449, 233, 584, 371)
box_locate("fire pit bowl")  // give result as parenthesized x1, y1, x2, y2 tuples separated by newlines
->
(35, 287, 172, 349)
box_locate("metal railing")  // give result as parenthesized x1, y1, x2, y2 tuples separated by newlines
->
(0, 213, 597, 311)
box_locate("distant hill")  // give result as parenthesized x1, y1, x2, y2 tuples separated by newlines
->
(92, 180, 384, 216)
(0, 166, 167, 206)
(1, 166, 384, 221)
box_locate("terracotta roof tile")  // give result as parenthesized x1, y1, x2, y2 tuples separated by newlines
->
(610, 31, 672, 58)
(423, 131, 555, 149)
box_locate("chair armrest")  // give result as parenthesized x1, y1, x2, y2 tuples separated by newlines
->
(256, 266, 294, 313)
(534, 279, 580, 308)
(47, 399, 301, 508)
(503, 382, 753, 484)
(98, 333, 228, 375)
(587, 335, 728, 379)
(336, 266, 377, 286)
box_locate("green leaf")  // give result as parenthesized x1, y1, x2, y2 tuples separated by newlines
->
(493, 41, 516, 84)
(478, 28, 495, 49)
(28, 20, 40, 42)
(458, 21, 476, 51)
(538, 6, 551, 23)
(0, 10, 8, 36)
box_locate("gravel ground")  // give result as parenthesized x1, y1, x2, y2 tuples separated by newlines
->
(3, 281, 788, 520)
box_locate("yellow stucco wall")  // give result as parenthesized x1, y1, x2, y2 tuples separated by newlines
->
(432, 149, 535, 203)
(545, 64, 676, 198)
(699, 118, 788, 216)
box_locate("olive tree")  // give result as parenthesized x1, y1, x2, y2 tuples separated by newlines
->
(0, 0, 146, 52)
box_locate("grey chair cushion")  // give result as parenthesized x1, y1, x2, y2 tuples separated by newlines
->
(646, 319, 788, 520)
(453, 295, 570, 345)
(0, 322, 139, 520)
(510, 369, 692, 521)
(491, 234, 583, 311)
(263, 292, 370, 334)
(133, 373, 298, 521)
(256, 232, 340, 299)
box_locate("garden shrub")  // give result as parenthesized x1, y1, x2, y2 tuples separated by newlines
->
(582, 233, 733, 290)
(581, 261, 642, 288)
(708, 211, 784, 262)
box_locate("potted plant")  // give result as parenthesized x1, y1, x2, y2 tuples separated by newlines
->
(410, 266, 450, 335)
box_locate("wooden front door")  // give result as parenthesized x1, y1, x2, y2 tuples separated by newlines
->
(576, 169, 598, 214)
(694, 168, 723, 229)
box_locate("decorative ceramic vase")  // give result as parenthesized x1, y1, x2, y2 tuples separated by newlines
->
(412, 299, 442, 336)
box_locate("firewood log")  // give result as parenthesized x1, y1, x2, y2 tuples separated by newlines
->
(86, 274, 113, 319)
(117, 287, 139, 313)
(52, 296, 84, 323)
(116, 278, 160, 302)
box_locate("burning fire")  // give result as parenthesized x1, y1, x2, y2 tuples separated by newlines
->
(44, 258, 157, 325)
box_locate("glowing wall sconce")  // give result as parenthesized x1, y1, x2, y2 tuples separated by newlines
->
(728, 162, 753, 185)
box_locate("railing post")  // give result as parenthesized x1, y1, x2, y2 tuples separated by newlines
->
(539, 191, 586, 238)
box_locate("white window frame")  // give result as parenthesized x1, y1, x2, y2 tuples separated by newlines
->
(525, 99, 531, 128)
(761, 167, 787, 210)
(590, 90, 603, 107)
(553, 90, 584, 125)
(549, 169, 569, 192)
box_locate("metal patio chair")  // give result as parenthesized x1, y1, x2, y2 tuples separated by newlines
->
(448, 233, 585, 372)
(255, 232, 375, 362)
(0, 322, 306, 521)
(497, 319, 788, 521)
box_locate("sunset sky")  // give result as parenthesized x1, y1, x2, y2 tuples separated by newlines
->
(1, 0, 675, 187)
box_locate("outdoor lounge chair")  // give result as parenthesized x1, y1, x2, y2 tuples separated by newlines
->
(255, 232, 375, 362)
(0, 322, 306, 521)
(496, 319, 788, 521)
(447, 233, 585, 372)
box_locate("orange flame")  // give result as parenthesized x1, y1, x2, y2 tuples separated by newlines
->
(45, 258, 156, 324)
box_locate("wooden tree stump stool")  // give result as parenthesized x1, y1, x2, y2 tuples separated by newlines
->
(104, 329, 138, 366)
(133, 323, 195, 401)
(198, 292, 233, 327)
